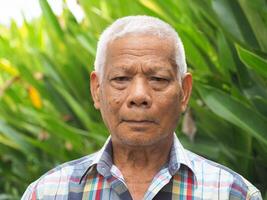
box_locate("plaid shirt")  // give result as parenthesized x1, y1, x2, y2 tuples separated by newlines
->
(22, 134, 262, 200)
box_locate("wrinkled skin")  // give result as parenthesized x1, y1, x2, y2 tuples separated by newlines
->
(90, 34, 192, 200)
(90, 34, 192, 148)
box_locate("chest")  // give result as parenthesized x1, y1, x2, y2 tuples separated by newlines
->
(126, 181, 151, 200)
(76, 173, 230, 200)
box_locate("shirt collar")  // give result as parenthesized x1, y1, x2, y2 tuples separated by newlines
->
(168, 133, 198, 184)
(77, 136, 112, 184)
(78, 133, 198, 184)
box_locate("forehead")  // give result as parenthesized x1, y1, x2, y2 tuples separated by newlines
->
(105, 34, 176, 69)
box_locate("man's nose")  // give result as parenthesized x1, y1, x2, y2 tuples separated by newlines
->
(126, 77, 152, 108)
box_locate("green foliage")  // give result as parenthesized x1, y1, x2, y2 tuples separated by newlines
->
(0, 0, 266, 198)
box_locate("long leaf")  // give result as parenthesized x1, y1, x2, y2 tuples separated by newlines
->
(197, 84, 267, 145)
(38, 0, 64, 37)
(236, 44, 267, 79)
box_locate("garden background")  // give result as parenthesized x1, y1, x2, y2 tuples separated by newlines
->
(0, 0, 267, 199)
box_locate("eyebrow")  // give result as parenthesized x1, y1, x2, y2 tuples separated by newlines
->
(108, 65, 175, 77)
(145, 66, 173, 73)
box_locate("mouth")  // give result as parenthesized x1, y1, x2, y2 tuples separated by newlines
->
(122, 119, 157, 125)
(124, 120, 154, 123)
(120, 118, 158, 131)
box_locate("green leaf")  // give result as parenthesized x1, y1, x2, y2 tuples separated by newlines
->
(237, 0, 267, 52)
(236, 44, 267, 78)
(251, 96, 267, 117)
(217, 31, 236, 78)
(196, 84, 267, 145)
(212, 0, 259, 49)
(0, 120, 34, 154)
(0, 134, 20, 150)
(76, 34, 97, 57)
(179, 32, 210, 75)
(138, 0, 176, 25)
(38, 0, 64, 37)
(53, 83, 107, 141)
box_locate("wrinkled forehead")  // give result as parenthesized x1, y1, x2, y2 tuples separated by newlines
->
(105, 34, 176, 68)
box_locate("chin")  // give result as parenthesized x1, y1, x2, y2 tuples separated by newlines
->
(114, 132, 170, 147)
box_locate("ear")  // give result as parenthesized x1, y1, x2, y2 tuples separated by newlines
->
(90, 71, 101, 109)
(180, 73, 193, 112)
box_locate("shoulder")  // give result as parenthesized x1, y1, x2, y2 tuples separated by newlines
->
(21, 152, 98, 200)
(185, 150, 262, 200)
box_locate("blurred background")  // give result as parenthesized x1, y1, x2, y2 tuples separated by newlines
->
(0, 0, 267, 199)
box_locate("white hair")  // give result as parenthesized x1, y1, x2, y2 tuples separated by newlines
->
(94, 15, 187, 81)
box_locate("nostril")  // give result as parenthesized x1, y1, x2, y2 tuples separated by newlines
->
(129, 100, 148, 107)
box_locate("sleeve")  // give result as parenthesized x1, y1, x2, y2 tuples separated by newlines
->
(248, 191, 263, 200)
(229, 174, 263, 200)
(243, 177, 263, 200)
(242, 177, 262, 200)
(21, 181, 38, 200)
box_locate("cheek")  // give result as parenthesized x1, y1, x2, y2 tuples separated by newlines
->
(156, 88, 181, 118)
(100, 88, 125, 115)
(158, 87, 180, 106)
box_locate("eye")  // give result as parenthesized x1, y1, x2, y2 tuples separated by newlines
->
(112, 76, 131, 82)
(150, 77, 167, 82)
(110, 76, 131, 89)
(149, 76, 170, 90)
(150, 76, 169, 82)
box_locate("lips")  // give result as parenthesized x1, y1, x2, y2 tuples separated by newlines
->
(122, 120, 155, 130)
(124, 120, 154, 123)
(122, 119, 157, 125)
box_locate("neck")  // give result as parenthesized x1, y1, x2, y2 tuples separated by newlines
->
(112, 134, 173, 173)
(111, 134, 173, 200)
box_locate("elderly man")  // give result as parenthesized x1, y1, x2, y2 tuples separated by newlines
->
(22, 16, 262, 200)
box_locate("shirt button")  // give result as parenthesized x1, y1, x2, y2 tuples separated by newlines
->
(101, 167, 106, 172)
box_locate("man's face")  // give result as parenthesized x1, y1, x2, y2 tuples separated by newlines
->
(91, 34, 192, 146)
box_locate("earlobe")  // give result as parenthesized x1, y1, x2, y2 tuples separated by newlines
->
(90, 71, 101, 109)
